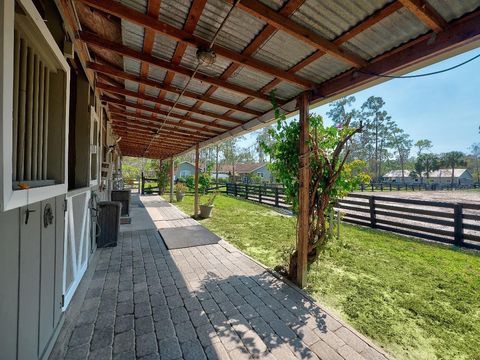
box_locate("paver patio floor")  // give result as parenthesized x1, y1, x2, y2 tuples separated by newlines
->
(56, 195, 391, 360)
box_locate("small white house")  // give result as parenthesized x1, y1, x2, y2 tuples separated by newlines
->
(382, 170, 418, 185)
(428, 169, 474, 185)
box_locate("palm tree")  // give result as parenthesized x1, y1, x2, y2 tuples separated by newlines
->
(441, 151, 465, 186)
(415, 153, 439, 183)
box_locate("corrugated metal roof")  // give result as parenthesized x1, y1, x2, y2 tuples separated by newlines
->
(101, 0, 480, 158)
(151, 34, 178, 62)
(117, 0, 147, 13)
(159, 0, 191, 29)
(292, 0, 389, 40)
(252, 30, 315, 71)
(429, 0, 480, 22)
(195, 0, 266, 53)
(296, 54, 351, 83)
(209, 88, 249, 105)
(122, 20, 145, 53)
(342, 8, 429, 60)
(226, 66, 275, 92)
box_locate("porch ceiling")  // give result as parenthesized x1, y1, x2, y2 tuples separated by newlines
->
(65, 0, 480, 159)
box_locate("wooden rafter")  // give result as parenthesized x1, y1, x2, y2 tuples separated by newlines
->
(110, 119, 208, 141)
(107, 108, 220, 136)
(261, 1, 404, 93)
(312, 9, 480, 102)
(88, 62, 261, 116)
(79, 31, 273, 102)
(97, 83, 246, 125)
(75, 0, 315, 88)
(229, 0, 368, 68)
(102, 96, 233, 131)
(137, 0, 162, 117)
(399, 0, 448, 32)
(203, 0, 306, 116)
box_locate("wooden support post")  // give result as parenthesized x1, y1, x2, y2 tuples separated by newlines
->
(296, 92, 310, 288)
(141, 172, 145, 195)
(194, 144, 200, 218)
(453, 203, 463, 245)
(169, 157, 174, 203)
(369, 196, 377, 228)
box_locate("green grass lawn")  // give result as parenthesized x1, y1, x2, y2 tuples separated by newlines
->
(174, 194, 480, 360)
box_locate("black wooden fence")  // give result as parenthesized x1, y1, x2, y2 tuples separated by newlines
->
(358, 182, 479, 192)
(336, 193, 480, 249)
(226, 183, 290, 209)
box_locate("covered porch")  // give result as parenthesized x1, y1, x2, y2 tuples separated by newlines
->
(50, 195, 390, 360)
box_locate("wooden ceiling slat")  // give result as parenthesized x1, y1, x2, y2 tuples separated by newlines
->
(97, 83, 246, 125)
(103, 96, 233, 131)
(80, 31, 273, 102)
(229, 0, 368, 68)
(75, 0, 315, 88)
(398, 0, 448, 32)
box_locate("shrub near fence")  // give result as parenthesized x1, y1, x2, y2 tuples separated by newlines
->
(335, 193, 480, 249)
(226, 183, 290, 209)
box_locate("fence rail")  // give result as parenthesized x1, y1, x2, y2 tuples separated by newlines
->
(225, 183, 290, 209)
(336, 193, 480, 249)
(358, 182, 479, 192)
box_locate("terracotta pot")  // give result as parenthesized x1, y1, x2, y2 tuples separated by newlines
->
(176, 191, 185, 202)
(199, 204, 213, 218)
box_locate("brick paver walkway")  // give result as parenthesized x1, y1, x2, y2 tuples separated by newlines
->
(59, 196, 391, 360)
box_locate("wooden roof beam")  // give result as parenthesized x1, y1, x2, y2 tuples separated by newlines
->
(227, 0, 368, 68)
(111, 115, 210, 140)
(102, 96, 233, 131)
(88, 62, 261, 116)
(111, 119, 208, 141)
(79, 31, 274, 102)
(260, 1, 404, 93)
(107, 107, 220, 136)
(313, 9, 480, 102)
(75, 0, 316, 88)
(399, 0, 448, 32)
(97, 83, 246, 125)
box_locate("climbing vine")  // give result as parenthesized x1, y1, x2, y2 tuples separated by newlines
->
(262, 93, 368, 279)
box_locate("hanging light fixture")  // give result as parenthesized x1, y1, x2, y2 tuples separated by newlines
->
(196, 48, 216, 66)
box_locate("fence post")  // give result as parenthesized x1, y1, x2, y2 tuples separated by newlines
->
(453, 204, 464, 245)
(141, 172, 145, 195)
(234, 183, 237, 197)
(361, 183, 364, 192)
(275, 187, 279, 207)
(258, 185, 262, 203)
(245, 184, 249, 200)
(369, 196, 376, 228)
(371, 184, 374, 192)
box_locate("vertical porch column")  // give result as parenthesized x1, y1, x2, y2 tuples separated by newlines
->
(169, 157, 174, 203)
(297, 92, 310, 288)
(194, 144, 200, 217)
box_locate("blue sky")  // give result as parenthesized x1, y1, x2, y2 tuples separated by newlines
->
(241, 48, 480, 155)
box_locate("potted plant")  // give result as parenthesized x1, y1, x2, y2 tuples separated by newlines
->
(199, 192, 217, 218)
(175, 182, 186, 202)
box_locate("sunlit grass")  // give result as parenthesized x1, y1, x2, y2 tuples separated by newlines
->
(174, 194, 480, 360)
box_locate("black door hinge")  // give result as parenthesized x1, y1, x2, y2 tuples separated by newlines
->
(61, 294, 65, 308)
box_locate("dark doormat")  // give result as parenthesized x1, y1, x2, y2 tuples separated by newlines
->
(159, 225, 221, 250)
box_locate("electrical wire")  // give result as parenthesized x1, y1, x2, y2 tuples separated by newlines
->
(143, 0, 241, 156)
(357, 53, 480, 79)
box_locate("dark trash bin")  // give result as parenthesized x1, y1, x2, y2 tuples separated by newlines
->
(111, 190, 130, 216)
(97, 201, 121, 248)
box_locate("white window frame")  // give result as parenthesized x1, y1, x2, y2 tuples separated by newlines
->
(0, 0, 70, 211)
(90, 107, 100, 186)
